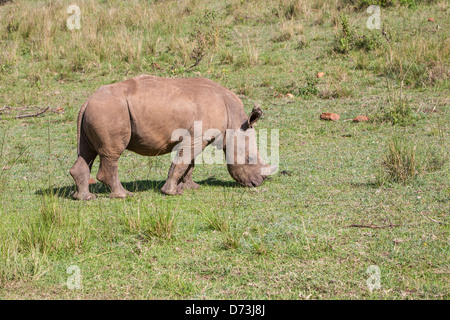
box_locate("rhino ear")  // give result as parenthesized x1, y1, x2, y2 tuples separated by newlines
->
(242, 107, 263, 131)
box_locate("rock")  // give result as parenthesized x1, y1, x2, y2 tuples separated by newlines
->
(286, 93, 294, 98)
(316, 72, 325, 78)
(320, 112, 340, 121)
(428, 17, 435, 22)
(353, 115, 369, 122)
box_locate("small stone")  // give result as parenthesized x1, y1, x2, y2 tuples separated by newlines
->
(428, 17, 435, 22)
(286, 93, 294, 98)
(320, 112, 340, 121)
(353, 115, 369, 122)
(316, 72, 325, 78)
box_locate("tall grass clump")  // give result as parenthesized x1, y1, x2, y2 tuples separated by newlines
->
(0, 192, 91, 285)
(198, 203, 247, 250)
(19, 192, 91, 257)
(143, 209, 176, 241)
(198, 208, 229, 233)
(356, 4, 449, 88)
(122, 200, 177, 241)
(0, 0, 207, 79)
(271, 19, 303, 43)
(235, 36, 260, 68)
(0, 232, 51, 285)
(382, 34, 449, 87)
(222, 225, 243, 250)
(378, 137, 422, 184)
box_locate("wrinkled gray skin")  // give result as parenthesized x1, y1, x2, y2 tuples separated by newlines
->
(69, 75, 276, 200)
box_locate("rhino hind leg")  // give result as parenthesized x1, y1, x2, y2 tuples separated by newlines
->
(97, 155, 133, 199)
(70, 135, 97, 201)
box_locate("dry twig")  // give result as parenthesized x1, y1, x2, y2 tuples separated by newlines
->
(16, 106, 49, 119)
(419, 212, 446, 225)
(345, 224, 400, 229)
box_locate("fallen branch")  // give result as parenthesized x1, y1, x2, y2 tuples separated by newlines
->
(16, 106, 49, 119)
(346, 224, 400, 229)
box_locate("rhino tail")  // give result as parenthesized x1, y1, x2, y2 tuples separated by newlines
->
(76, 101, 89, 156)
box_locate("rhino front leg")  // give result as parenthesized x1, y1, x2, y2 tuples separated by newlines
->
(162, 138, 206, 195)
(161, 162, 189, 195)
(178, 162, 200, 191)
(161, 161, 201, 195)
(97, 155, 132, 199)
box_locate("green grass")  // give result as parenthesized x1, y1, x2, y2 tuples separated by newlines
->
(0, 0, 448, 299)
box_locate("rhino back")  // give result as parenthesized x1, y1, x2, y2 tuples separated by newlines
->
(124, 76, 233, 156)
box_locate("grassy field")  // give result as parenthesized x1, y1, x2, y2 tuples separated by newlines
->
(0, 0, 448, 299)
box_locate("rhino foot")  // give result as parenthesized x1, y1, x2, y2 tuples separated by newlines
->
(161, 184, 184, 196)
(72, 191, 96, 201)
(180, 181, 200, 190)
(109, 190, 133, 199)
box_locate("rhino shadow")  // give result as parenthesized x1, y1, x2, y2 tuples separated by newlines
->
(36, 177, 239, 199)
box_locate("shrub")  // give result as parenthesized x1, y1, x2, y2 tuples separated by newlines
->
(333, 14, 382, 54)
(376, 96, 417, 126)
(297, 76, 320, 97)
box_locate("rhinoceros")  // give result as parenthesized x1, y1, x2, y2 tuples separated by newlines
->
(69, 75, 276, 200)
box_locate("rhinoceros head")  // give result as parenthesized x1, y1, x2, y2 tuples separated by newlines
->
(225, 107, 277, 187)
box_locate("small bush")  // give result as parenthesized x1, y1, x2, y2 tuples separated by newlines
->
(297, 76, 320, 97)
(276, 76, 319, 98)
(333, 14, 382, 54)
(376, 97, 417, 126)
